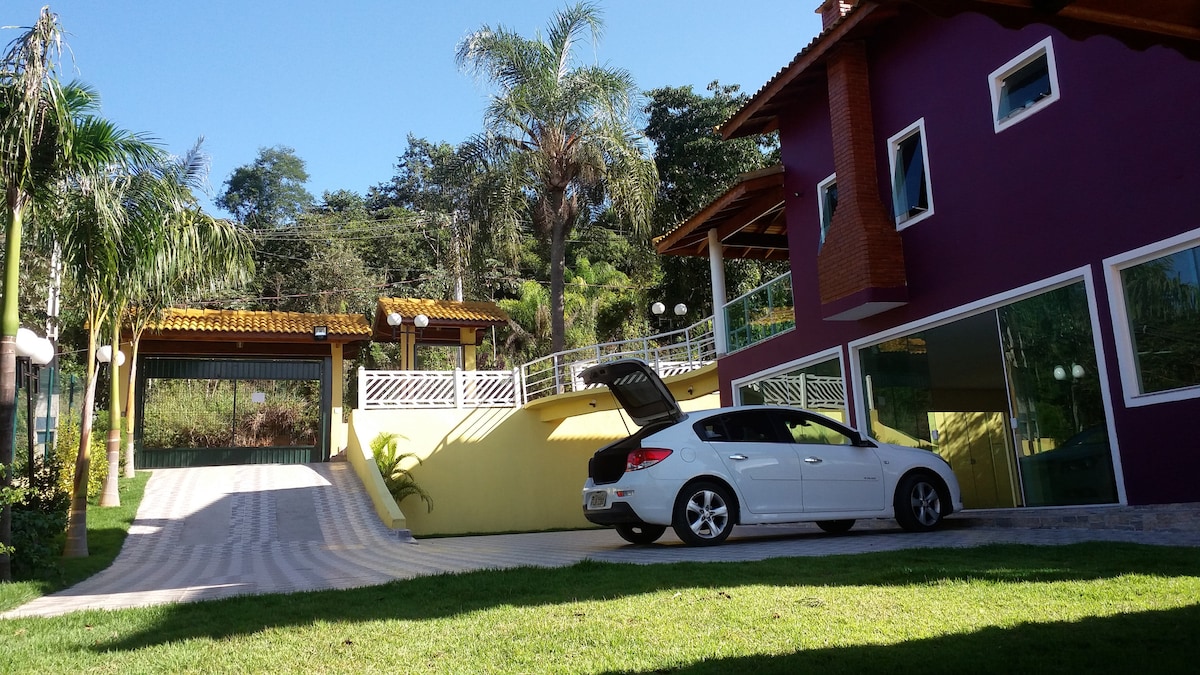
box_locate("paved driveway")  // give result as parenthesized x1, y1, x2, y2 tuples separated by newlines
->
(5, 463, 1199, 618)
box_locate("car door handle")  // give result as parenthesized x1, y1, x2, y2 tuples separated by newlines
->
(728, 454, 748, 461)
(804, 457, 823, 464)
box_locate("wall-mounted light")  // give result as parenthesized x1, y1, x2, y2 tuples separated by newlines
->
(414, 313, 429, 338)
(386, 312, 402, 339)
(313, 325, 328, 341)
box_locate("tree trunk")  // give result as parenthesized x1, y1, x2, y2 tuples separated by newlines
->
(122, 334, 141, 478)
(0, 337, 14, 582)
(0, 200, 26, 581)
(546, 187, 574, 355)
(99, 318, 122, 507)
(64, 341, 100, 558)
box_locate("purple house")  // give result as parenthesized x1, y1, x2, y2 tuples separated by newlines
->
(658, 0, 1200, 510)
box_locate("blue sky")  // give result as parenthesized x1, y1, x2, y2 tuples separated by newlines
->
(5, 1, 823, 215)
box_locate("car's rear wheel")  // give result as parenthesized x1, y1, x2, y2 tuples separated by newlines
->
(614, 523, 666, 545)
(894, 473, 947, 532)
(816, 519, 855, 534)
(672, 481, 734, 546)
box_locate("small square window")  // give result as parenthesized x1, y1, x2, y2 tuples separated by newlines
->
(990, 37, 1060, 133)
(817, 173, 837, 250)
(887, 119, 934, 229)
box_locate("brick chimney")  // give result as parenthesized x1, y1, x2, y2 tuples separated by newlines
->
(817, 0, 854, 30)
(816, 39, 908, 320)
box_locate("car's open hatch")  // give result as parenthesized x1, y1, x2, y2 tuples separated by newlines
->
(580, 359, 684, 427)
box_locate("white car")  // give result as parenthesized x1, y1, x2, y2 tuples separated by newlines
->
(580, 359, 964, 546)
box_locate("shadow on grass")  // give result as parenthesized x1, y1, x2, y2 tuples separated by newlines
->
(89, 542, 1200, 654)
(604, 604, 1200, 674)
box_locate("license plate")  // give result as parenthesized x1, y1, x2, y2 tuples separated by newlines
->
(587, 490, 608, 509)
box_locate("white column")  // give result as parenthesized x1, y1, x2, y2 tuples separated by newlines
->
(708, 228, 729, 355)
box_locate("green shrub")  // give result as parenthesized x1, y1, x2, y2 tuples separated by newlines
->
(10, 454, 70, 579)
(53, 415, 107, 501)
(372, 432, 433, 513)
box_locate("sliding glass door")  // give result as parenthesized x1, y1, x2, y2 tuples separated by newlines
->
(858, 281, 1117, 509)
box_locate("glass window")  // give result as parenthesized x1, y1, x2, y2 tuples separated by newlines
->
(777, 411, 853, 446)
(892, 130, 929, 222)
(737, 356, 845, 421)
(719, 411, 784, 443)
(888, 119, 933, 228)
(818, 173, 837, 250)
(998, 53, 1051, 120)
(1120, 244, 1200, 395)
(989, 37, 1060, 133)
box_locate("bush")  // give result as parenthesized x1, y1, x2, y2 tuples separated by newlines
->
(372, 432, 433, 513)
(54, 415, 107, 501)
(10, 454, 70, 579)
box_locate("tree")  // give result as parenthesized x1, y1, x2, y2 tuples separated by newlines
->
(456, 1, 657, 353)
(216, 145, 313, 229)
(0, 8, 154, 578)
(643, 82, 781, 319)
(50, 140, 250, 554)
(111, 143, 254, 483)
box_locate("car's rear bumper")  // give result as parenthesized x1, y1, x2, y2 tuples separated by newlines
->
(583, 501, 644, 526)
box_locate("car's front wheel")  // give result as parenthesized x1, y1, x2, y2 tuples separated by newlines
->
(894, 473, 947, 532)
(672, 481, 734, 546)
(614, 523, 666, 545)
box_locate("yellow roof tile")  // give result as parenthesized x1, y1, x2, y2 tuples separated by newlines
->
(377, 298, 509, 324)
(151, 308, 372, 337)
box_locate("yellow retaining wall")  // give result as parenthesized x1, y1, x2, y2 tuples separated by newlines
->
(344, 419, 409, 530)
(348, 392, 720, 535)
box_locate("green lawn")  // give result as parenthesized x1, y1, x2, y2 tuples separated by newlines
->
(1, 541, 1197, 673)
(0, 471, 149, 612)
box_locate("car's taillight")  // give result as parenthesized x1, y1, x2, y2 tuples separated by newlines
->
(626, 448, 672, 472)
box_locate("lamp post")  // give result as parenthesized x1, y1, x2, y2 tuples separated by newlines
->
(1053, 363, 1085, 433)
(385, 312, 429, 370)
(651, 301, 688, 333)
(96, 344, 125, 506)
(15, 328, 53, 483)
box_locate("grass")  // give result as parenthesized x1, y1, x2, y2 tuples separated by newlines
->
(0, 541, 1197, 673)
(0, 471, 149, 613)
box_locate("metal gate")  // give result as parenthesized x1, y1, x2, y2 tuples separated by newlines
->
(134, 357, 332, 468)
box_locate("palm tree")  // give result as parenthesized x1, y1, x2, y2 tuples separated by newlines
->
(114, 143, 254, 481)
(0, 8, 154, 578)
(54, 144, 253, 553)
(456, 1, 657, 353)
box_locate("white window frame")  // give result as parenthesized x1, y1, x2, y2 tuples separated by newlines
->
(817, 172, 837, 250)
(989, 36, 1060, 134)
(887, 118, 934, 230)
(1104, 228, 1200, 408)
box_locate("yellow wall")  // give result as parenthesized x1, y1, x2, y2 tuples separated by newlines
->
(348, 392, 721, 535)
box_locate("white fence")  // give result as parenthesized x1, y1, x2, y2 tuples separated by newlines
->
(359, 368, 523, 409)
(519, 317, 716, 401)
(358, 317, 717, 409)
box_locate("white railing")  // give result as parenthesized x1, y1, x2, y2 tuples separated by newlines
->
(356, 317, 717, 409)
(519, 317, 716, 401)
(359, 368, 523, 409)
(753, 374, 845, 409)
